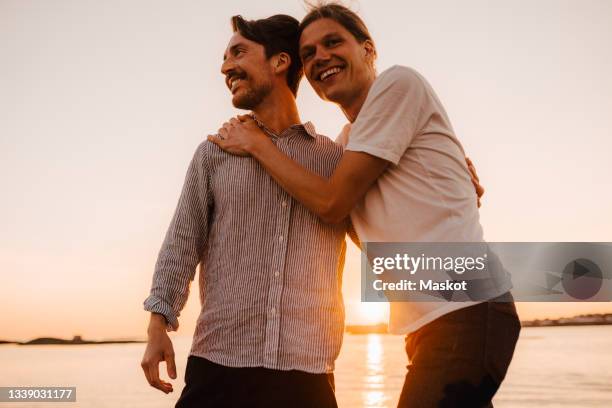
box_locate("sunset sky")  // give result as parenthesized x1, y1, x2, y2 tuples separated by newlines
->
(1, 0, 611, 341)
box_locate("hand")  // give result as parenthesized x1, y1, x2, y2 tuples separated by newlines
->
(141, 315, 177, 394)
(465, 157, 484, 207)
(207, 115, 269, 157)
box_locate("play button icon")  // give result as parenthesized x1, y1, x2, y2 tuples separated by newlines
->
(562, 258, 603, 300)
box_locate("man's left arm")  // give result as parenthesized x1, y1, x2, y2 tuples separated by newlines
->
(247, 137, 388, 224)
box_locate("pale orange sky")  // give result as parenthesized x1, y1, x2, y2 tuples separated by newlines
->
(1, 0, 611, 341)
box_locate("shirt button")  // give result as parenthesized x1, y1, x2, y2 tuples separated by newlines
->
(281, 201, 287, 207)
(274, 271, 280, 277)
(278, 235, 283, 242)
(270, 307, 276, 314)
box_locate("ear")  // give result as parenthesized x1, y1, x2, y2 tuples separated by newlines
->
(273, 52, 291, 74)
(362, 39, 377, 62)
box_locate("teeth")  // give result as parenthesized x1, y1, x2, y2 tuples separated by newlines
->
(230, 78, 241, 91)
(320, 67, 341, 81)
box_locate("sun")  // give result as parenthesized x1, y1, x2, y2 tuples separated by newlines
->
(356, 302, 388, 324)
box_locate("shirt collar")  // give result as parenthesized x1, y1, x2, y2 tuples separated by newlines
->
(301, 121, 318, 138)
(249, 113, 317, 139)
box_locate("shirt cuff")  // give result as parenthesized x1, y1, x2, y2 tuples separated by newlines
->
(143, 295, 180, 332)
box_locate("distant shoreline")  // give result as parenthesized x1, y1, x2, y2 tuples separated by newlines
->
(2, 313, 611, 343)
(0, 335, 145, 346)
(347, 313, 612, 334)
(520, 313, 612, 328)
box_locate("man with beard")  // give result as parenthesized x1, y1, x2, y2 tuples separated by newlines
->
(140, 15, 346, 407)
(208, 4, 518, 407)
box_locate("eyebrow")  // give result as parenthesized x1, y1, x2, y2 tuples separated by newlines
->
(300, 32, 343, 54)
(223, 42, 247, 61)
(299, 44, 315, 55)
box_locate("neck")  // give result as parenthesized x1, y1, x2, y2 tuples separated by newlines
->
(341, 72, 377, 123)
(252, 86, 300, 134)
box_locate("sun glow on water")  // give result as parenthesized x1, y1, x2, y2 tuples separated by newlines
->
(356, 302, 388, 325)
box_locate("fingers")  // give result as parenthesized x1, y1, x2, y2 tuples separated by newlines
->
(466, 158, 480, 182)
(215, 116, 253, 142)
(475, 184, 485, 198)
(147, 360, 160, 388)
(149, 359, 173, 393)
(207, 134, 224, 146)
(141, 356, 173, 394)
(469, 167, 479, 182)
(236, 114, 257, 127)
(223, 120, 240, 130)
(166, 350, 177, 380)
(219, 121, 233, 134)
(145, 359, 160, 390)
(471, 178, 485, 207)
(465, 156, 484, 207)
(218, 127, 228, 139)
(217, 121, 237, 137)
(141, 359, 153, 385)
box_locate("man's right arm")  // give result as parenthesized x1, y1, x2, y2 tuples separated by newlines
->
(143, 142, 212, 331)
(141, 142, 212, 393)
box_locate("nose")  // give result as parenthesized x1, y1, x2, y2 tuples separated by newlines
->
(221, 57, 234, 76)
(313, 46, 332, 65)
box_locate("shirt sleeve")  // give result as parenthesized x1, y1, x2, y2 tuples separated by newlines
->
(345, 66, 428, 165)
(143, 142, 212, 332)
(334, 123, 352, 147)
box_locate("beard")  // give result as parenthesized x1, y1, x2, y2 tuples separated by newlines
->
(232, 77, 273, 110)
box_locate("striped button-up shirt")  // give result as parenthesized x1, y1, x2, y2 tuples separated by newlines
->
(143, 122, 348, 373)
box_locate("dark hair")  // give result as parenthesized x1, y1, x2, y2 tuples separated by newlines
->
(231, 15, 303, 96)
(299, 2, 376, 59)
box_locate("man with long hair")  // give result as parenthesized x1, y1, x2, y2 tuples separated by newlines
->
(210, 3, 519, 407)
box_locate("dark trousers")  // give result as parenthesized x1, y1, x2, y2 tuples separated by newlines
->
(175, 356, 337, 408)
(397, 293, 521, 408)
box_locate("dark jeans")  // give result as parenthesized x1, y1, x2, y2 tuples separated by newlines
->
(397, 293, 521, 408)
(175, 356, 337, 408)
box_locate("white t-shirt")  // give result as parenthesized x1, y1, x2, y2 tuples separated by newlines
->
(337, 65, 510, 334)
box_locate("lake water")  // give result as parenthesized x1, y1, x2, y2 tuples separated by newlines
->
(1, 326, 611, 407)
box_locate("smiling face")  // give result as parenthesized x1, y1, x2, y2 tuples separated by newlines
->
(221, 32, 274, 110)
(299, 18, 375, 108)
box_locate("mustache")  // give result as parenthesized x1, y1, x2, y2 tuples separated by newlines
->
(226, 70, 247, 86)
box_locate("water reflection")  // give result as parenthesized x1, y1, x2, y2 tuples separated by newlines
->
(362, 334, 389, 407)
